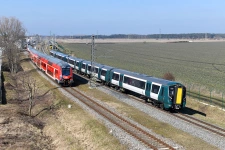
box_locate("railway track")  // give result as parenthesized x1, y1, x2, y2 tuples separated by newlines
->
(106, 85, 225, 138)
(63, 87, 176, 150)
(172, 112, 225, 137)
(75, 73, 225, 139)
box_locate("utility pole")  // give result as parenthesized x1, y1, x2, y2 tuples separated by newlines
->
(159, 28, 161, 40)
(90, 35, 96, 88)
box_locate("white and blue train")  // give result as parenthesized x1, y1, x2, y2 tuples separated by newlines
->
(50, 50, 186, 110)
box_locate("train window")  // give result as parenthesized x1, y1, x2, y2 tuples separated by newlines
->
(136, 80, 145, 89)
(101, 70, 107, 76)
(69, 59, 75, 65)
(76, 62, 79, 67)
(112, 73, 119, 81)
(169, 86, 175, 96)
(124, 76, 145, 89)
(124, 76, 129, 83)
(124, 77, 145, 89)
(82, 64, 85, 69)
(151, 84, 160, 94)
(62, 68, 70, 76)
(88, 65, 91, 71)
(63, 57, 67, 62)
(94, 67, 98, 73)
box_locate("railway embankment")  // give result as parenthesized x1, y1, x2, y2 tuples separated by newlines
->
(1, 53, 225, 149)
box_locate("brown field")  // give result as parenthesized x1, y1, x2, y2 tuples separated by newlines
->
(57, 38, 225, 44)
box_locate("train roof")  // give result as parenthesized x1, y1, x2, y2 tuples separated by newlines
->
(68, 55, 77, 60)
(101, 65, 114, 70)
(94, 62, 104, 68)
(52, 50, 69, 57)
(82, 60, 92, 64)
(29, 47, 70, 68)
(111, 68, 178, 85)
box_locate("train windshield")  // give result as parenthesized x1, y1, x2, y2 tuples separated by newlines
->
(62, 68, 70, 76)
(169, 86, 175, 97)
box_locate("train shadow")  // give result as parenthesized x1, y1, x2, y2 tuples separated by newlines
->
(178, 107, 206, 117)
(71, 73, 89, 87)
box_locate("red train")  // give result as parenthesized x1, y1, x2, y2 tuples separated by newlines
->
(28, 46, 73, 86)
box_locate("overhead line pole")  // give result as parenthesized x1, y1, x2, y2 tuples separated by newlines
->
(90, 35, 95, 88)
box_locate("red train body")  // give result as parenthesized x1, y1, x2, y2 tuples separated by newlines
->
(28, 46, 73, 86)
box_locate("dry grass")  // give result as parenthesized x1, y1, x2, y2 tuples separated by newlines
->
(0, 71, 54, 149)
(186, 96, 225, 128)
(0, 55, 127, 150)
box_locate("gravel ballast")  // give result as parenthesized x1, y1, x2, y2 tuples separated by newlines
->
(98, 86, 225, 149)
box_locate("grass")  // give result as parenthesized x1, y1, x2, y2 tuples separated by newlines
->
(3, 72, 16, 100)
(61, 42, 225, 94)
(186, 96, 225, 128)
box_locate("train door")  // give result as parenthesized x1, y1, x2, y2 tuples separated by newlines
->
(150, 82, 161, 100)
(98, 68, 102, 79)
(169, 85, 184, 105)
(93, 66, 99, 78)
(87, 64, 91, 75)
(119, 74, 123, 87)
(81, 63, 86, 74)
(111, 72, 120, 86)
(100, 69, 107, 81)
(75, 61, 79, 71)
(145, 82, 151, 97)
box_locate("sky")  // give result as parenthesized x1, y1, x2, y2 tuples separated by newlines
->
(1, 0, 225, 35)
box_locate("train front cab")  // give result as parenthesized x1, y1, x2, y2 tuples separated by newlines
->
(61, 66, 73, 86)
(166, 84, 186, 110)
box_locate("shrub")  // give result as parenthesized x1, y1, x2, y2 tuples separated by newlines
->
(163, 72, 175, 81)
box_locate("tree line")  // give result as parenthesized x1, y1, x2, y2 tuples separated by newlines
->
(56, 33, 225, 40)
(0, 17, 44, 117)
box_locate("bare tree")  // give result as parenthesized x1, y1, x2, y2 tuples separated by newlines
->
(0, 17, 26, 74)
(15, 71, 39, 116)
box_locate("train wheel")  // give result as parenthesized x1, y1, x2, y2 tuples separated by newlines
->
(159, 103, 164, 109)
(145, 98, 150, 103)
(152, 101, 156, 106)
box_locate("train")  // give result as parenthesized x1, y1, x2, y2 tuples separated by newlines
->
(50, 50, 186, 110)
(27, 46, 73, 86)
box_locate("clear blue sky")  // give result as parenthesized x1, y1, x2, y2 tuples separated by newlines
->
(1, 0, 225, 35)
